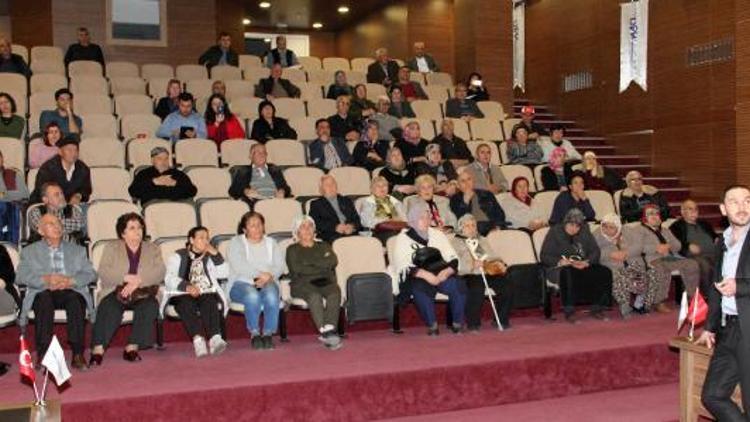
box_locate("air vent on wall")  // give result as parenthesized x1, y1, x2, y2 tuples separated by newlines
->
(562, 71, 593, 93)
(687, 38, 734, 67)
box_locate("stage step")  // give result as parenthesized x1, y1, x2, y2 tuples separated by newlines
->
(608, 164, 652, 177)
(643, 176, 681, 189)
(596, 155, 642, 166)
(661, 187, 691, 202)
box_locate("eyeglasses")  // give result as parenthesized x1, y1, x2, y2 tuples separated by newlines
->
(645, 210, 660, 216)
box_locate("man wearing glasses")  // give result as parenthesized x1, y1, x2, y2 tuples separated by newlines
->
(619, 170, 671, 223)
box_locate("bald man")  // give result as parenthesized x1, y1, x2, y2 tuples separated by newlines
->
(407, 41, 440, 73)
(670, 199, 720, 296)
(0, 38, 30, 77)
(308, 175, 363, 243)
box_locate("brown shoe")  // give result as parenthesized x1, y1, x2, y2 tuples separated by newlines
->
(654, 303, 672, 314)
(71, 354, 89, 371)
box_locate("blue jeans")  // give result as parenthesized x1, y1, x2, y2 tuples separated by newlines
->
(0, 201, 20, 244)
(411, 275, 466, 327)
(229, 282, 280, 335)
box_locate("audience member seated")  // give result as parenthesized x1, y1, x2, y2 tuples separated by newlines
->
(326, 70, 353, 100)
(28, 182, 84, 243)
(327, 96, 361, 142)
(205, 93, 246, 146)
(498, 177, 547, 231)
(451, 214, 514, 330)
(414, 143, 458, 196)
(308, 118, 353, 171)
(634, 204, 701, 313)
(433, 119, 472, 168)
(154, 79, 183, 121)
(669, 199, 719, 295)
(64, 27, 104, 67)
(286, 216, 344, 350)
(366, 48, 400, 87)
(350, 84, 377, 121)
(353, 120, 388, 171)
(507, 127, 543, 166)
(0, 38, 30, 77)
(358, 176, 406, 243)
(388, 86, 416, 118)
(265, 35, 299, 68)
(445, 83, 484, 120)
(29, 123, 62, 169)
(466, 72, 489, 102)
(128, 146, 197, 206)
(549, 172, 596, 225)
(211, 80, 226, 97)
(0, 92, 25, 139)
(512, 105, 547, 140)
(381, 147, 416, 200)
(572, 151, 625, 193)
(541, 124, 581, 162)
(17, 213, 95, 370)
(394, 121, 429, 165)
(619, 170, 670, 223)
(31, 135, 91, 205)
(255, 63, 301, 100)
(0, 243, 21, 321)
(228, 143, 291, 207)
(226, 211, 283, 350)
(407, 41, 440, 73)
(540, 208, 612, 323)
(40, 88, 82, 136)
(413, 174, 457, 231)
(91, 213, 165, 364)
(0, 150, 27, 243)
(450, 171, 507, 235)
(309, 175, 363, 243)
(156, 93, 208, 142)
(464, 143, 507, 193)
(391, 202, 466, 335)
(164, 226, 228, 357)
(396, 66, 428, 102)
(249, 100, 297, 143)
(594, 213, 660, 319)
(199, 32, 238, 69)
(540, 145, 570, 191)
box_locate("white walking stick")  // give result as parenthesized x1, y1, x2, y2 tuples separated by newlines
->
(465, 238, 503, 331)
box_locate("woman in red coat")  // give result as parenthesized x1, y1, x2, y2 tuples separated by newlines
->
(205, 94, 246, 146)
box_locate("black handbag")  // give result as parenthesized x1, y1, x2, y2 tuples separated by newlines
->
(411, 245, 449, 275)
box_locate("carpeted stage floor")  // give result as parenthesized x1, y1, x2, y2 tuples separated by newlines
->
(0, 310, 681, 421)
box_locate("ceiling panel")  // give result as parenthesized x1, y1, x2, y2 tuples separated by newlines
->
(241, 0, 398, 31)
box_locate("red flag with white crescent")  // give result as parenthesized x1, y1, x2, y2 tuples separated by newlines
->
(19, 336, 35, 383)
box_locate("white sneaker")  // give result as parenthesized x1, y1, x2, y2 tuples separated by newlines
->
(193, 336, 208, 358)
(208, 334, 227, 356)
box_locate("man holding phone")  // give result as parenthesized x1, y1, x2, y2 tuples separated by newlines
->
(156, 92, 207, 142)
(698, 185, 750, 420)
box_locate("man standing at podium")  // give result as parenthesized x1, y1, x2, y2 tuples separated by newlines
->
(698, 185, 750, 421)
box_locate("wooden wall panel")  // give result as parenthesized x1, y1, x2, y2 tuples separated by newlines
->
(407, 0, 455, 77)
(452, 0, 475, 82)
(524, 0, 736, 198)
(335, 4, 409, 62)
(215, 0, 245, 48)
(9, 0, 52, 47)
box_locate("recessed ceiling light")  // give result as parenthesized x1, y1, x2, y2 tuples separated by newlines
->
(263, 38, 272, 43)
(259, 2, 271, 8)
(312, 22, 323, 29)
(337, 6, 350, 14)
(242, 18, 251, 25)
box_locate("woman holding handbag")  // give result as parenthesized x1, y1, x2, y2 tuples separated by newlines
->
(391, 202, 466, 335)
(357, 176, 406, 244)
(451, 214, 515, 330)
(90, 213, 165, 365)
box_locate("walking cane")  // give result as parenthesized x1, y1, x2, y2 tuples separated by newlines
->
(465, 238, 503, 331)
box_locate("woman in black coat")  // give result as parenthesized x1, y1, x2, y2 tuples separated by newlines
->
(249, 100, 298, 143)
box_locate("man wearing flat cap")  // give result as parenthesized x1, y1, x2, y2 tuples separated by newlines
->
(128, 146, 197, 206)
(31, 134, 91, 205)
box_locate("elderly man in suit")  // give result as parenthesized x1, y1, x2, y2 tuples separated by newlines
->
(367, 48, 401, 87)
(308, 175, 363, 243)
(17, 213, 96, 370)
(407, 41, 440, 73)
(698, 185, 750, 421)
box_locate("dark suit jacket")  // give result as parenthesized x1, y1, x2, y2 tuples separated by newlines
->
(669, 218, 719, 257)
(705, 231, 750, 354)
(367, 60, 401, 85)
(249, 117, 298, 142)
(228, 163, 292, 206)
(407, 54, 439, 72)
(31, 156, 91, 204)
(128, 166, 197, 206)
(449, 189, 508, 235)
(308, 138, 353, 170)
(255, 77, 301, 98)
(198, 45, 239, 68)
(309, 195, 363, 243)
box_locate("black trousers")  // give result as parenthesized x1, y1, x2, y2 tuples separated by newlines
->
(464, 274, 515, 328)
(92, 292, 158, 349)
(172, 293, 222, 339)
(702, 317, 750, 421)
(559, 264, 612, 314)
(32, 289, 86, 356)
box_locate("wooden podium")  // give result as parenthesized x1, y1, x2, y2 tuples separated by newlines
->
(0, 400, 60, 422)
(670, 336, 742, 421)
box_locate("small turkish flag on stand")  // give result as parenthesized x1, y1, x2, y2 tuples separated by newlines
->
(19, 335, 35, 383)
(678, 289, 709, 338)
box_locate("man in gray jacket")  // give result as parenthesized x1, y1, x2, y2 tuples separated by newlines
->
(17, 213, 96, 370)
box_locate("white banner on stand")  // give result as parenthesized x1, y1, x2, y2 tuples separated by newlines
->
(513, 2, 525, 91)
(619, 0, 649, 92)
